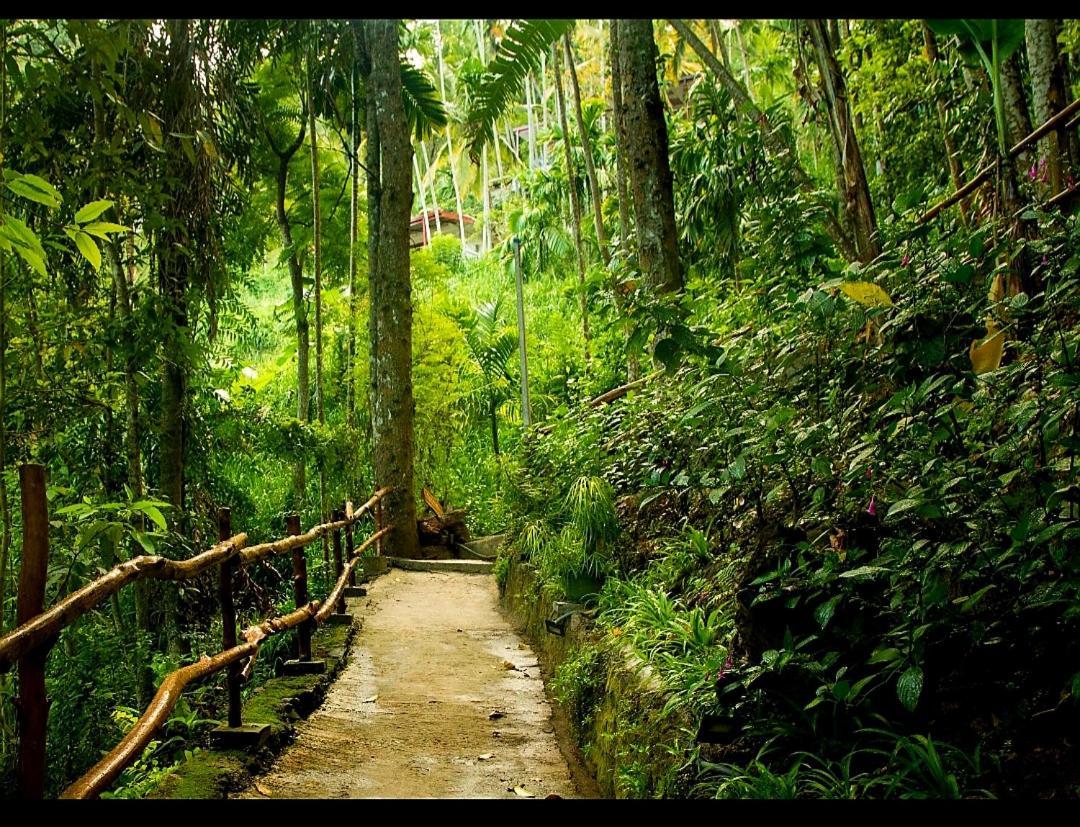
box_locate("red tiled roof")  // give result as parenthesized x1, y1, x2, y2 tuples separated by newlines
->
(409, 209, 475, 227)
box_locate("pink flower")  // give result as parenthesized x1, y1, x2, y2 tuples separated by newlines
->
(865, 467, 873, 479)
(866, 495, 877, 517)
(901, 253, 911, 267)
(716, 654, 734, 683)
(1029, 162, 1038, 181)
(1042, 254, 1049, 267)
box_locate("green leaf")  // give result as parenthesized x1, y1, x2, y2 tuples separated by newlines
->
(7, 174, 62, 208)
(75, 199, 114, 224)
(814, 595, 842, 629)
(886, 498, 921, 520)
(652, 337, 682, 372)
(74, 230, 102, 270)
(80, 221, 128, 240)
(133, 503, 168, 532)
(839, 565, 889, 579)
(131, 530, 156, 554)
(868, 647, 902, 664)
(897, 665, 924, 712)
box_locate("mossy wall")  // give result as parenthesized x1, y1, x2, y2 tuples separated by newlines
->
(500, 558, 691, 798)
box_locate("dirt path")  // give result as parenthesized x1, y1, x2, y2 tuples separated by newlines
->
(235, 568, 592, 799)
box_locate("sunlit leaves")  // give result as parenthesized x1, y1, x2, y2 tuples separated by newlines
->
(5, 171, 63, 208)
(839, 281, 894, 308)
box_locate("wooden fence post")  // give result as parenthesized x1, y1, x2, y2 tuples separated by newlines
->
(17, 463, 51, 800)
(331, 509, 345, 614)
(217, 507, 242, 728)
(375, 492, 384, 557)
(344, 500, 356, 587)
(286, 513, 312, 661)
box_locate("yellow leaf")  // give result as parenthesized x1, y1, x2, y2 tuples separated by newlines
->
(254, 782, 272, 797)
(970, 322, 1005, 374)
(988, 273, 1006, 303)
(839, 281, 894, 308)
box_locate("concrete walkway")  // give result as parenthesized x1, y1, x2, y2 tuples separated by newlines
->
(234, 568, 587, 799)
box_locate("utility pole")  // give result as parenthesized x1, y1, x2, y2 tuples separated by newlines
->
(512, 237, 531, 428)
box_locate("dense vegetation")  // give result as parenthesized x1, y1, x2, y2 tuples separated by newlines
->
(1, 18, 1079, 799)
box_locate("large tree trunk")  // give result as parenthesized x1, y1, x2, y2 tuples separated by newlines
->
(668, 19, 858, 261)
(366, 19, 420, 559)
(805, 20, 880, 262)
(1026, 19, 1070, 196)
(617, 19, 683, 293)
(265, 109, 309, 511)
(565, 33, 609, 266)
(553, 40, 591, 366)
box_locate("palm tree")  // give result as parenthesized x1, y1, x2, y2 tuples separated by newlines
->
(452, 297, 518, 455)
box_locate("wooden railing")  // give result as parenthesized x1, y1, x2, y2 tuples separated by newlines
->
(0, 463, 392, 800)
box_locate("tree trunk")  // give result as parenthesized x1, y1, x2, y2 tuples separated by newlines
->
(608, 20, 639, 381)
(617, 19, 683, 293)
(668, 19, 859, 261)
(922, 23, 970, 226)
(565, 33, 609, 266)
(265, 107, 309, 511)
(347, 53, 359, 450)
(805, 20, 880, 262)
(609, 21, 633, 251)
(306, 46, 329, 578)
(553, 40, 591, 365)
(156, 18, 203, 657)
(525, 74, 538, 168)
(366, 19, 420, 559)
(1001, 52, 1035, 180)
(0, 19, 9, 636)
(435, 21, 468, 250)
(421, 140, 442, 233)
(1026, 19, 1069, 196)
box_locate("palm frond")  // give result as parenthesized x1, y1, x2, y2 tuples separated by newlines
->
(400, 61, 448, 142)
(464, 19, 574, 163)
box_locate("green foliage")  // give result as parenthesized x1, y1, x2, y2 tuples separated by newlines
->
(464, 20, 575, 161)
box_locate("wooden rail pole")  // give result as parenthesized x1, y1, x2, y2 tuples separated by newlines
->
(344, 500, 356, 586)
(331, 509, 345, 614)
(286, 513, 312, 661)
(217, 507, 242, 728)
(16, 463, 51, 800)
(375, 495, 384, 557)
